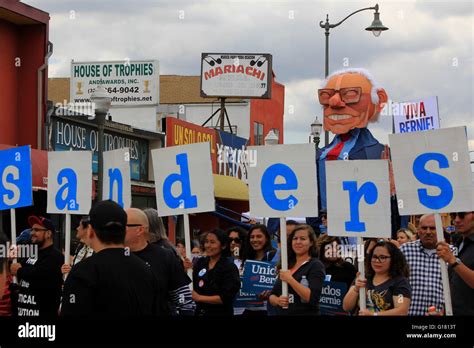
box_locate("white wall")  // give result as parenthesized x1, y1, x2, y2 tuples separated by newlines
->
(109, 106, 158, 132)
(177, 102, 251, 140)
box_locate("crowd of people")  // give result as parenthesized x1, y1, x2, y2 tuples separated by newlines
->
(0, 201, 473, 317)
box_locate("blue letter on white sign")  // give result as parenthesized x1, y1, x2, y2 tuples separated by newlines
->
(261, 163, 299, 211)
(413, 153, 453, 209)
(163, 153, 197, 209)
(55, 168, 80, 211)
(343, 181, 377, 232)
(108, 168, 124, 207)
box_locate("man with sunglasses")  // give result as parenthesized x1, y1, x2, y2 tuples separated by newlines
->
(10, 216, 63, 317)
(437, 211, 474, 315)
(124, 208, 195, 316)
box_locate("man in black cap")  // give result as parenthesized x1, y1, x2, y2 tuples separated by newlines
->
(10, 216, 63, 317)
(60, 200, 160, 317)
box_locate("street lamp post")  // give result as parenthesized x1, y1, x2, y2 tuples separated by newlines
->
(310, 116, 323, 149)
(264, 129, 279, 146)
(319, 3, 388, 146)
(90, 85, 112, 202)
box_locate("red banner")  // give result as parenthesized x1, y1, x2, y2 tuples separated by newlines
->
(165, 117, 217, 172)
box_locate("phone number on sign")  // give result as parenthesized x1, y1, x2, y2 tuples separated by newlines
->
(106, 86, 140, 94)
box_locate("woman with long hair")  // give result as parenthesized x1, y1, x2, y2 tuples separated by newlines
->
(192, 229, 240, 316)
(317, 234, 357, 289)
(143, 208, 178, 255)
(226, 226, 248, 315)
(240, 224, 277, 316)
(269, 225, 325, 315)
(241, 224, 276, 263)
(226, 226, 247, 265)
(343, 239, 411, 316)
(61, 217, 94, 275)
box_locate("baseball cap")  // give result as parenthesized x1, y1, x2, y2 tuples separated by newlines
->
(89, 200, 127, 231)
(28, 216, 56, 233)
(17, 229, 32, 244)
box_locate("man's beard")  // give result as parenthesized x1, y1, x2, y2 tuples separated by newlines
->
(32, 238, 45, 248)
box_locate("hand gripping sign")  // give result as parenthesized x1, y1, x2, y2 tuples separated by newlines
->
(151, 142, 215, 279)
(247, 144, 318, 306)
(0, 146, 33, 281)
(47, 151, 92, 268)
(389, 126, 474, 316)
(103, 148, 132, 209)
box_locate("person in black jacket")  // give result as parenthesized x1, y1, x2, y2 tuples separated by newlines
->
(61, 200, 159, 317)
(317, 234, 357, 290)
(192, 229, 240, 316)
(125, 208, 195, 316)
(269, 224, 325, 315)
(10, 216, 63, 317)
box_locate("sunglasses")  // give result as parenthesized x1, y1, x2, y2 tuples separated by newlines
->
(126, 224, 142, 227)
(450, 212, 471, 220)
(229, 237, 241, 243)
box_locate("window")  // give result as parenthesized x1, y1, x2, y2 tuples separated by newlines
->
(253, 122, 264, 145)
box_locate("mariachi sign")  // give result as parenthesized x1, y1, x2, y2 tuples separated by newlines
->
(51, 116, 149, 181)
(200, 53, 272, 99)
(165, 117, 217, 173)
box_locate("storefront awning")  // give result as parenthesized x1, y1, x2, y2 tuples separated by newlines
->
(213, 174, 248, 201)
(0, 144, 48, 190)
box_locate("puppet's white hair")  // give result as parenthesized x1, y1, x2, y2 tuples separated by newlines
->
(324, 68, 381, 105)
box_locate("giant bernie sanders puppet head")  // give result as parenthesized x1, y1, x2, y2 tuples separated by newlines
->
(318, 68, 388, 135)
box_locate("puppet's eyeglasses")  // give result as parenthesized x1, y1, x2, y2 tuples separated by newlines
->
(318, 87, 362, 105)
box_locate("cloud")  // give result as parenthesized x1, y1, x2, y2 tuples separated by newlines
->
(24, 0, 473, 148)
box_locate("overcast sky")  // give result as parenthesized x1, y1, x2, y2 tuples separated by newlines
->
(26, 0, 473, 153)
